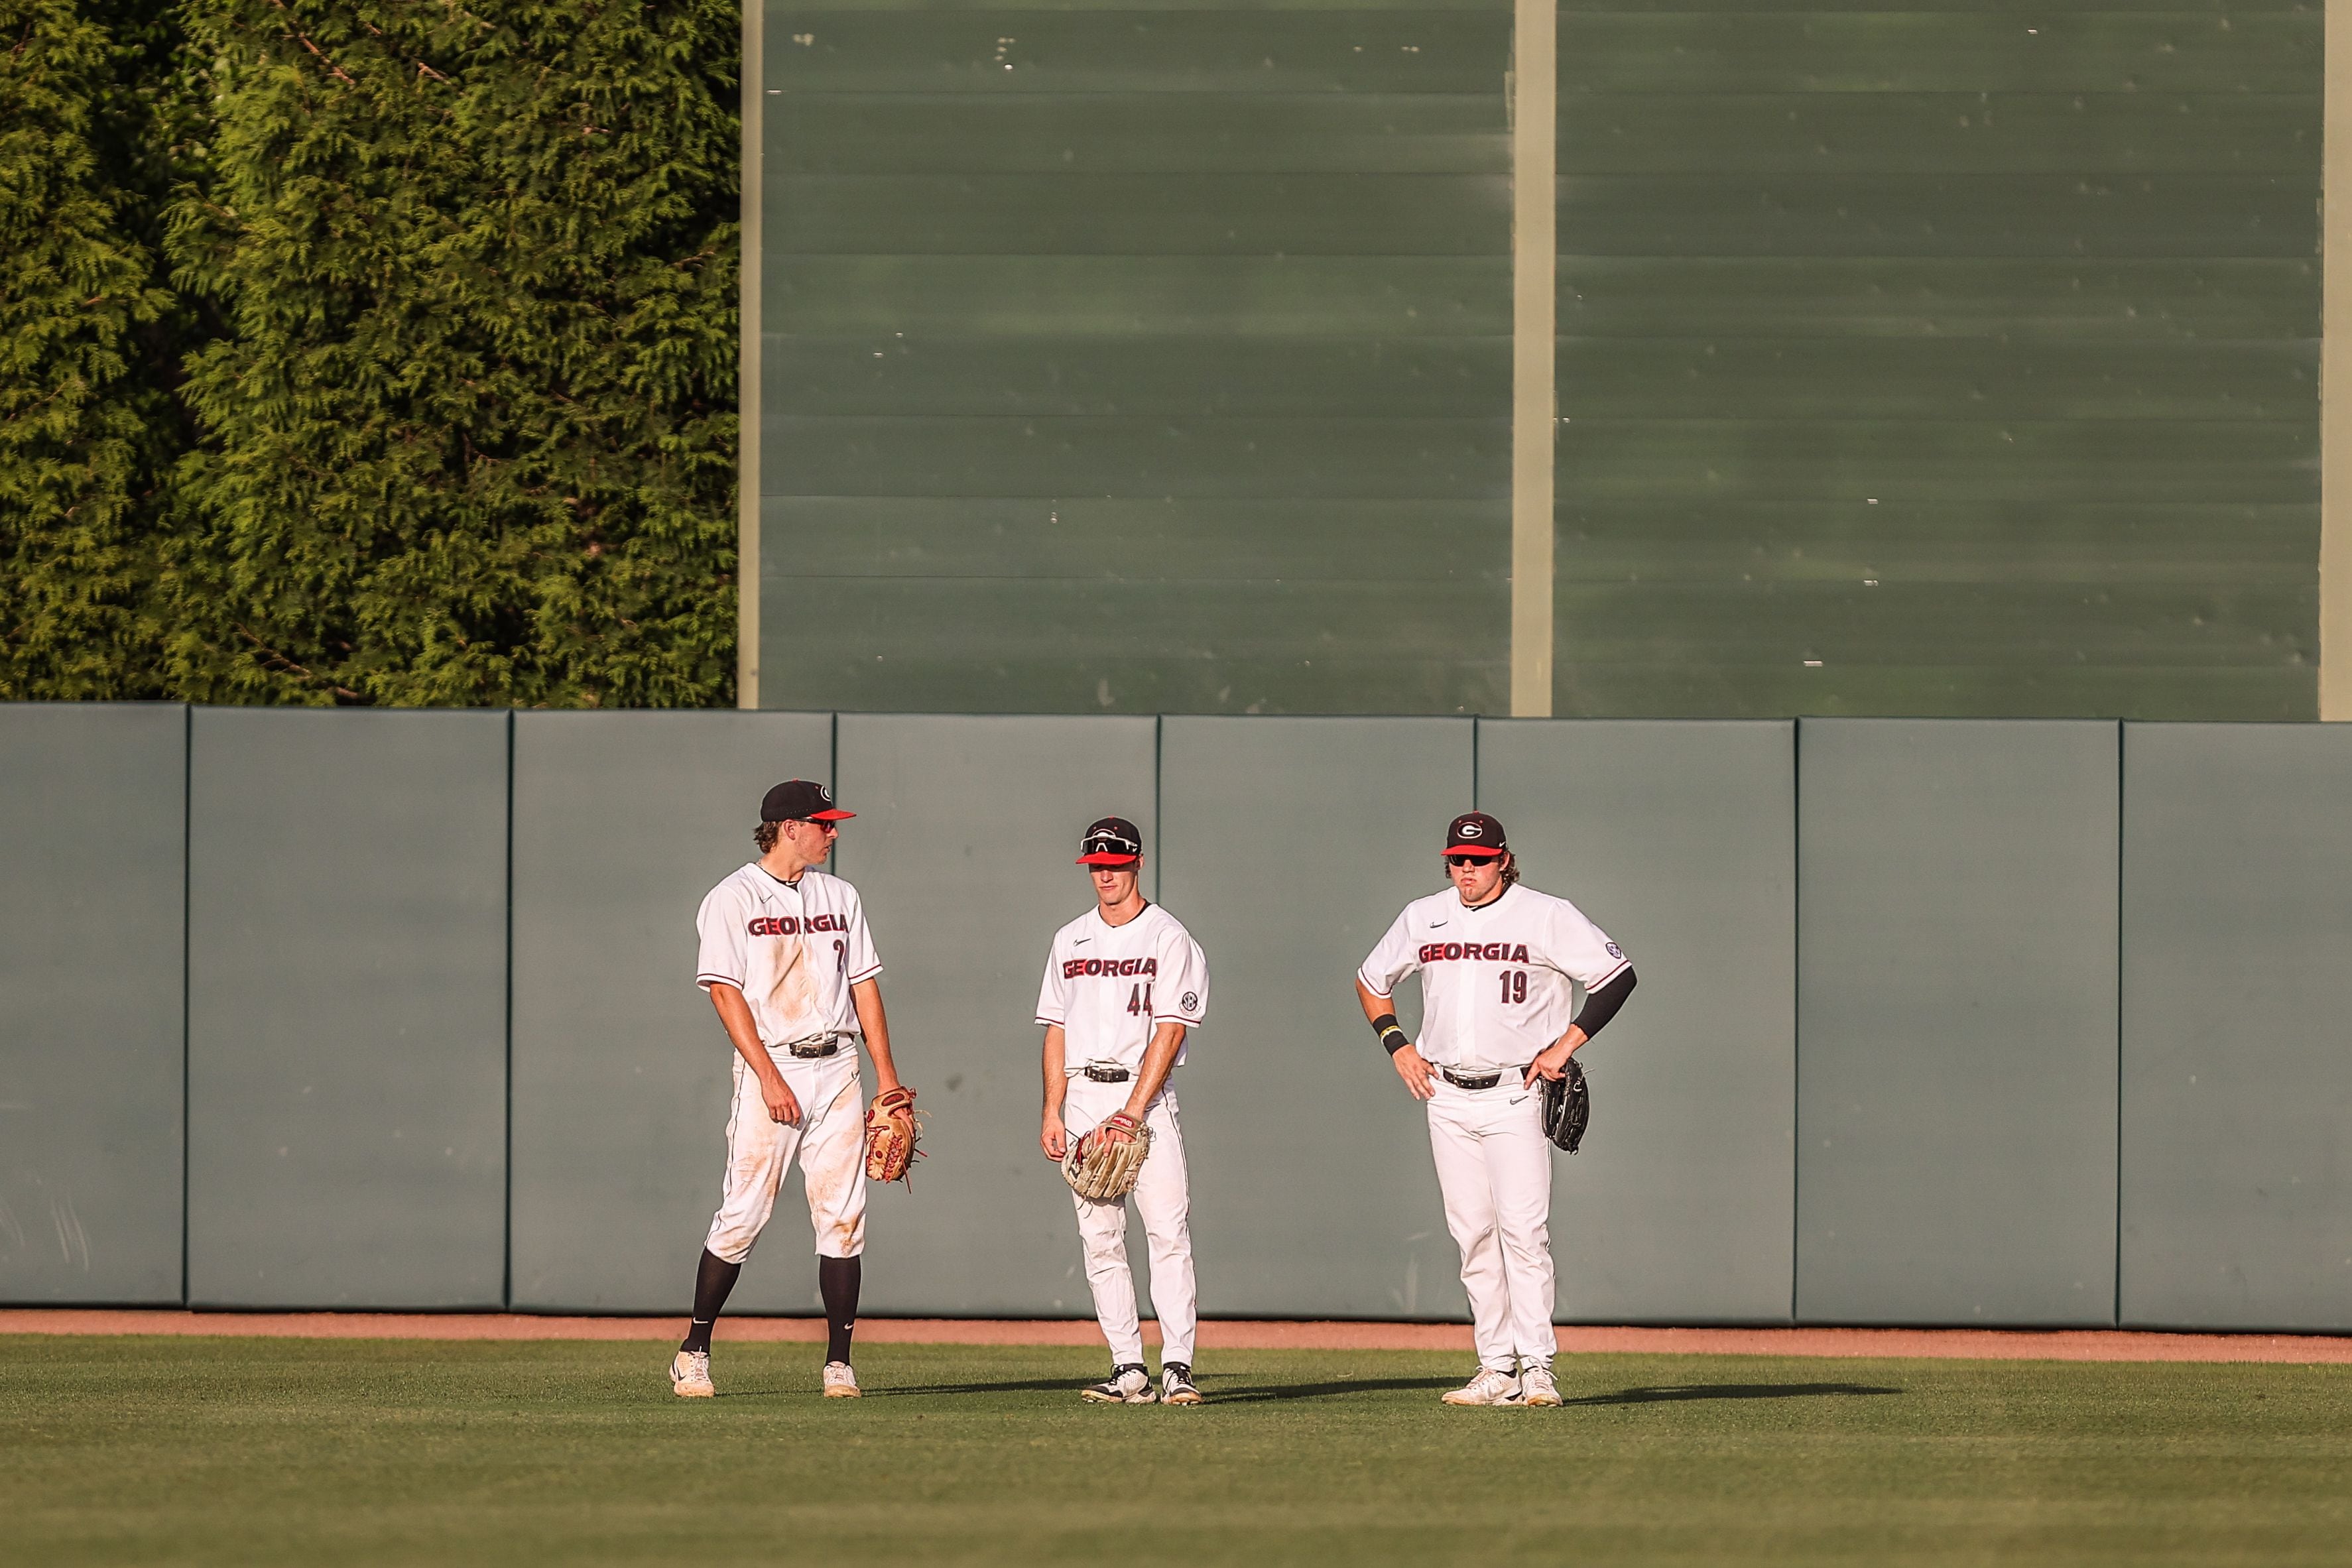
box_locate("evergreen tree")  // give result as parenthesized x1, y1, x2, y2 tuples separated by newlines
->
(164, 0, 740, 706)
(0, 0, 179, 698)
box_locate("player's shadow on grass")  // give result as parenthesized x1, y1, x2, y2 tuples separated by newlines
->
(1200, 1376, 1467, 1402)
(863, 1378, 1900, 1404)
(870, 1376, 1117, 1398)
(869, 1375, 1464, 1400)
(1564, 1382, 1900, 1407)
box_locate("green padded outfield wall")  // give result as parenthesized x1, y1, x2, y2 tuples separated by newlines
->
(2119, 723, 2352, 1330)
(0, 706, 186, 1305)
(1796, 719, 2121, 1325)
(186, 711, 510, 1309)
(757, 0, 1513, 715)
(1554, 0, 2322, 719)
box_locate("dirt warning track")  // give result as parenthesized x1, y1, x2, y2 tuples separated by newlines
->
(3, 1310, 2347, 1363)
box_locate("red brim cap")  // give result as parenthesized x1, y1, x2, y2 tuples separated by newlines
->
(810, 809, 855, 821)
(1077, 851, 1139, 866)
(1444, 844, 1505, 858)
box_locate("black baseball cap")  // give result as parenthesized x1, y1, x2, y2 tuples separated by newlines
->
(1444, 812, 1507, 859)
(1077, 817, 1144, 866)
(761, 779, 854, 823)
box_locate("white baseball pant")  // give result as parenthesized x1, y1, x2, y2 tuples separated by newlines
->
(704, 1048, 867, 1264)
(1427, 1075, 1559, 1369)
(1063, 1078, 1196, 1367)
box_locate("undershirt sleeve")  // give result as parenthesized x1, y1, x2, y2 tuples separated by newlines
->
(1570, 967, 1637, 1040)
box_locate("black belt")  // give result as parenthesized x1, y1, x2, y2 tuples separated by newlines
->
(784, 1036, 845, 1059)
(1080, 1063, 1131, 1083)
(1439, 1065, 1526, 1091)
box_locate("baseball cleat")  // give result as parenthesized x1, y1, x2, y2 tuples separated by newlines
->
(822, 1360, 861, 1398)
(1160, 1362, 1204, 1406)
(1516, 1362, 1563, 1406)
(670, 1349, 715, 1398)
(1081, 1364, 1158, 1404)
(1440, 1366, 1522, 1406)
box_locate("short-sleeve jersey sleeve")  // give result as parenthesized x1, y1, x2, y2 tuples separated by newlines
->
(696, 879, 749, 992)
(1034, 930, 1070, 1026)
(1154, 924, 1209, 1026)
(1356, 907, 1420, 999)
(1547, 897, 1631, 991)
(843, 886, 883, 984)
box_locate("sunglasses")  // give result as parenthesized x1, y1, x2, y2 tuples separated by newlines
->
(1444, 853, 1495, 869)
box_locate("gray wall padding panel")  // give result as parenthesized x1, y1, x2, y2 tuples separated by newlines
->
(1159, 716, 1474, 1319)
(186, 709, 509, 1308)
(11, 704, 2352, 1327)
(1476, 720, 1796, 1324)
(1796, 719, 2119, 1326)
(2120, 724, 2352, 1331)
(0, 704, 186, 1304)
(509, 711, 834, 1313)
(834, 714, 1157, 1315)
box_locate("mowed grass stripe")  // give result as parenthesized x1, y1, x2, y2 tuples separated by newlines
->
(5, 1339, 2349, 1566)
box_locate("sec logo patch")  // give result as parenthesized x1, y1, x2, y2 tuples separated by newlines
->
(1605, 943, 1623, 959)
(1180, 992, 1199, 1011)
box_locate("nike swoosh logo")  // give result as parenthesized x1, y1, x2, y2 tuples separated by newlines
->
(1429, 921, 1448, 929)
(1074, 937, 1091, 945)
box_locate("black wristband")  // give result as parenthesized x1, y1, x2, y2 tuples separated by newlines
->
(1370, 1012, 1410, 1056)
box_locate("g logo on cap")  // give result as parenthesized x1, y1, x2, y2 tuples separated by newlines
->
(1444, 810, 1508, 858)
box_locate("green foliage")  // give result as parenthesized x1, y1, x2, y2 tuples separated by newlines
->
(0, 0, 178, 698)
(160, 0, 740, 706)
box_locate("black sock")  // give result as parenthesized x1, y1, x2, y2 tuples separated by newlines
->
(818, 1254, 861, 1364)
(680, 1249, 742, 1354)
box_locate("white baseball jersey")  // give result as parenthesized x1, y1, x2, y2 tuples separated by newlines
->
(1035, 903, 1209, 1071)
(1357, 882, 1628, 1071)
(696, 863, 881, 1046)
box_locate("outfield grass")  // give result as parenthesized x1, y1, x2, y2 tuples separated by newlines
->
(3, 1337, 2349, 1566)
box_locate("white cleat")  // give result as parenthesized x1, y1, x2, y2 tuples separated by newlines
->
(1441, 1366, 1522, 1406)
(1517, 1363, 1563, 1407)
(823, 1360, 861, 1398)
(1160, 1362, 1204, 1406)
(670, 1349, 715, 1398)
(1081, 1364, 1158, 1404)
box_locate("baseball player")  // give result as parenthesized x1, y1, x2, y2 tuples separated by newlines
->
(1353, 812, 1637, 1408)
(670, 778, 912, 1401)
(1036, 817, 1211, 1405)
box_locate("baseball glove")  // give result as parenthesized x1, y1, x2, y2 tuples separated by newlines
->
(1061, 1113, 1152, 1201)
(863, 1086, 922, 1185)
(1540, 1057, 1589, 1154)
